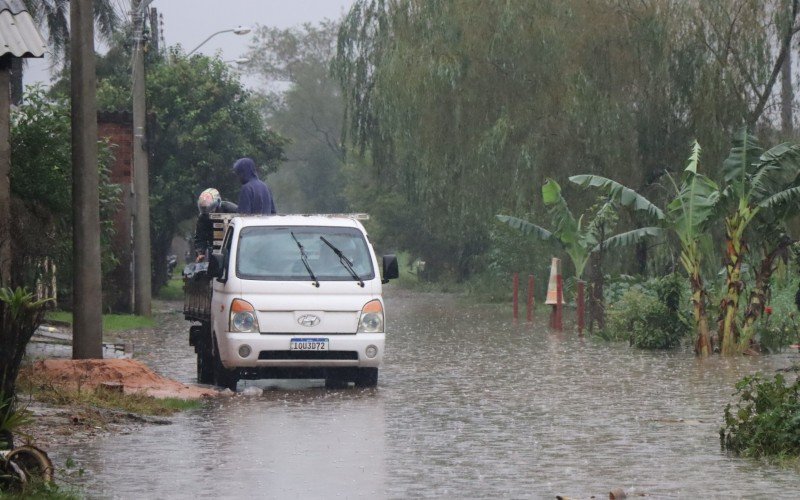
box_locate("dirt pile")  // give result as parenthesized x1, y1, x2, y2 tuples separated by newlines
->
(30, 359, 217, 399)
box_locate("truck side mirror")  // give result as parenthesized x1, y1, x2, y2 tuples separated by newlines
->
(207, 253, 226, 281)
(381, 254, 399, 284)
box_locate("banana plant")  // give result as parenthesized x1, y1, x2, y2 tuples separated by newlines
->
(570, 142, 720, 356)
(717, 129, 800, 354)
(496, 178, 610, 282)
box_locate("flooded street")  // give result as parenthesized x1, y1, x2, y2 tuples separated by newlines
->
(54, 289, 800, 499)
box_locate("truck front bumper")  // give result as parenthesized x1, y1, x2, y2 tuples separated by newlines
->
(218, 332, 385, 369)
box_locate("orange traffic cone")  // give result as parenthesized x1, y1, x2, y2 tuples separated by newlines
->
(545, 257, 565, 305)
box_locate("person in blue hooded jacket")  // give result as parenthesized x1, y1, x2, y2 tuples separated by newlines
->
(232, 157, 277, 215)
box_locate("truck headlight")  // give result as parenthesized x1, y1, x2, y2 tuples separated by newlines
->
(230, 299, 260, 333)
(358, 299, 384, 333)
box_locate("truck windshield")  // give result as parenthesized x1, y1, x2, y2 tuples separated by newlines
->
(236, 226, 375, 282)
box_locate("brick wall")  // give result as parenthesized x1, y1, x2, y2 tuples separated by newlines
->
(98, 112, 134, 312)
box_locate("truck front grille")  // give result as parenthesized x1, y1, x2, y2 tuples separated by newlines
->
(258, 351, 359, 361)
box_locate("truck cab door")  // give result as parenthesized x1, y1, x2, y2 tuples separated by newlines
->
(211, 225, 235, 334)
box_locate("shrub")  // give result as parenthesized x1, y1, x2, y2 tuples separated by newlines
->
(751, 313, 800, 353)
(603, 275, 690, 349)
(720, 372, 800, 459)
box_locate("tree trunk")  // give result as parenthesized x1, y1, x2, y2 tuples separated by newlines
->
(681, 241, 712, 356)
(10, 57, 22, 106)
(1, 289, 49, 449)
(690, 265, 712, 356)
(720, 215, 747, 356)
(740, 239, 792, 346)
(0, 59, 11, 288)
(71, 0, 104, 359)
(782, 31, 794, 134)
(588, 247, 605, 333)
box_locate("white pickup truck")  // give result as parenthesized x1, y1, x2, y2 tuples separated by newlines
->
(184, 214, 398, 391)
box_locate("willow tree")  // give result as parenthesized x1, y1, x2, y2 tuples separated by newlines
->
(335, 0, 800, 282)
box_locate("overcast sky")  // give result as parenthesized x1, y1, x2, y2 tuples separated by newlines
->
(24, 0, 354, 90)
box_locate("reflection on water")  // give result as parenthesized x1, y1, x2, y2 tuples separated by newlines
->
(54, 291, 800, 499)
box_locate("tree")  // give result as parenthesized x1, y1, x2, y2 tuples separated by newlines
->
(715, 130, 800, 354)
(18, 0, 119, 103)
(10, 87, 119, 297)
(84, 49, 286, 289)
(497, 179, 617, 283)
(334, 0, 797, 282)
(244, 21, 347, 213)
(0, 288, 49, 448)
(570, 143, 721, 356)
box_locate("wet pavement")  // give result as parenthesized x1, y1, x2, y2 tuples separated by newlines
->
(52, 289, 800, 499)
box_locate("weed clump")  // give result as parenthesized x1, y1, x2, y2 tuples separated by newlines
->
(720, 371, 800, 459)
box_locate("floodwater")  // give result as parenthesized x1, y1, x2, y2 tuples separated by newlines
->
(53, 289, 800, 499)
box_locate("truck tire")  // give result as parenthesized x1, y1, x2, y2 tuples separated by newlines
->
(212, 338, 238, 391)
(354, 368, 378, 388)
(196, 339, 214, 384)
(191, 324, 214, 384)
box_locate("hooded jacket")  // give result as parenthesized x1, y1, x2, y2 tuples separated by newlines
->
(233, 158, 276, 215)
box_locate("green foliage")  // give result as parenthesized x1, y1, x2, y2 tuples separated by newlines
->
(245, 21, 347, 214)
(0, 480, 81, 500)
(0, 288, 50, 449)
(0, 394, 31, 449)
(752, 314, 800, 353)
(67, 47, 288, 290)
(155, 277, 184, 302)
(498, 179, 620, 281)
(604, 275, 690, 349)
(720, 372, 800, 459)
(10, 86, 120, 298)
(334, 0, 795, 282)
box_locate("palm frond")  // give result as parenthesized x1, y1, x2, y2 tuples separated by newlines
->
(668, 172, 719, 245)
(750, 143, 800, 202)
(542, 178, 580, 245)
(759, 185, 800, 210)
(496, 215, 555, 241)
(592, 226, 664, 252)
(569, 174, 665, 220)
(722, 127, 762, 191)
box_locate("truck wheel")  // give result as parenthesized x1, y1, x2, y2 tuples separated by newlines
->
(212, 338, 238, 391)
(354, 368, 378, 388)
(196, 339, 214, 384)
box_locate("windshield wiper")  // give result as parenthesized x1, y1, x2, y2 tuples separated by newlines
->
(320, 236, 365, 288)
(291, 232, 319, 287)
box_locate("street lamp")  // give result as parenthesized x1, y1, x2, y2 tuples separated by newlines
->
(224, 57, 250, 64)
(187, 26, 251, 56)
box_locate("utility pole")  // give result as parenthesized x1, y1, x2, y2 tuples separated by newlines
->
(132, 0, 152, 317)
(149, 7, 160, 55)
(71, 0, 103, 358)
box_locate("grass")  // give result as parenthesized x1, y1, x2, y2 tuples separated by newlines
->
(0, 481, 82, 500)
(44, 311, 154, 332)
(17, 369, 201, 417)
(156, 276, 184, 301)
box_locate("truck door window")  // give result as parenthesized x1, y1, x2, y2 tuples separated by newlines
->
(236, 226, 375, 281)
(220, 226, 234, 281)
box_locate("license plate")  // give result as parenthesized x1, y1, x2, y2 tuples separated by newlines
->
(289, 338, 329, 351)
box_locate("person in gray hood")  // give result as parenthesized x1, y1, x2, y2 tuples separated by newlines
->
(232, 157, 276, 215)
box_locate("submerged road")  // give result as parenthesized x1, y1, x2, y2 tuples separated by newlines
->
(54, 288, 800, 498)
